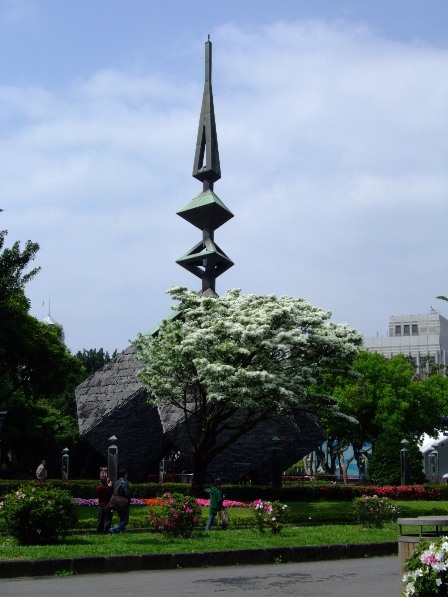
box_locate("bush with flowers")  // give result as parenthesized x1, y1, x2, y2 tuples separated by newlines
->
(402, 537, 448, 596)
(251, 499, 289, 534)
(148, 492, 202, 538)
(0, 484, 78, 545)
(352, 494, 400, 528)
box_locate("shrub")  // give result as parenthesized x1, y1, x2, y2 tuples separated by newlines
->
(0, 484, 78, 544)
(252, 499, 289, 534)
(148, 492, 202, 538)
(403, 537, 448, 596)
(367, 433, 426, 486)
(352, 494, 400, 528)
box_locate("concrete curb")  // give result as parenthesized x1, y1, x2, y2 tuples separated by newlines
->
(0, 542, 398, 578)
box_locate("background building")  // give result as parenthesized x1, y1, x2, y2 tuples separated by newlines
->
(363, 310, 448, 372)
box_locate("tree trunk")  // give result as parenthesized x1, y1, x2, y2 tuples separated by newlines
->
(191, 452, 209, 496)
(338, 452, 349, 484)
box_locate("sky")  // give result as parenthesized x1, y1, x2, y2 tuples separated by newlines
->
(1, 0, 447, 355)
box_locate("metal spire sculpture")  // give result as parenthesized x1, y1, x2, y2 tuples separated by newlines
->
(176, 38, 234, 295)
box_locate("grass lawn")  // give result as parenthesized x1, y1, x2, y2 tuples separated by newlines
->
(76, 500, 448, 529)
(1, 499, 445, 562)
(0, 524, 398, 561)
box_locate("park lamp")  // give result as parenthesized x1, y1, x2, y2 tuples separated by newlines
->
(61, 447, 69, 481)
(0, 412, 7, 433)
(271, 435, 281, 449)
(0, 412, 6, 477)
(430, 444, 439, 480)
(400, 439, 410, 486)
(271, 435, 282, 489)
(108, 435, 118, 483)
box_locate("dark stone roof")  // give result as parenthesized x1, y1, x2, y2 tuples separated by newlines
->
(76, 345, 144, 436)
(76, 344, 183, 437)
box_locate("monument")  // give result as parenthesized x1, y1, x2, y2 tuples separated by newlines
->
(75, 39, 325, 482)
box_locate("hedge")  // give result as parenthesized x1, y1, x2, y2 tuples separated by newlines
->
(2, 480, 448, 501)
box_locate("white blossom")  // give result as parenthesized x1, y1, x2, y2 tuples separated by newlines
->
(133, 287, 362, 482)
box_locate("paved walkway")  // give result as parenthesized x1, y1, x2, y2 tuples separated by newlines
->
(0, 556, 400, 596)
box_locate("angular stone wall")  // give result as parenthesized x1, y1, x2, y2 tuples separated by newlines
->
(76, 345, 326, 482)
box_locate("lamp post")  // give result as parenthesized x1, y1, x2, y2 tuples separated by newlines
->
(108, 436, 118, 484)
(400, 439, 411, 485)
(358, 455, 366, 485)
(430, 444, 439, 484)
(0, 412, 7, 476)
(159, 458, 166, 483)
(271, 435, 282, 489)
(61, 447, 69, 481)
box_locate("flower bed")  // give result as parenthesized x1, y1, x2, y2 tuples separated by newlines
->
(75, 497, 249, 507)
(75, 498, 148, 507)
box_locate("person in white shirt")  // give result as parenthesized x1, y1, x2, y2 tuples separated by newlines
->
(36, 459, 47, 482)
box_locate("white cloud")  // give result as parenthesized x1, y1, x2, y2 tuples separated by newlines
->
(1, 18, 447, 352)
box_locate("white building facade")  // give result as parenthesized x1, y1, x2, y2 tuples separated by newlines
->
(363, 311, 448, 371)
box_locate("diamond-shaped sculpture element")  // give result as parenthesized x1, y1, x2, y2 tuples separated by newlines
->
(192, 39, 221, 184)
(179, 38, 233, 294)
(176, 238, 234, 281)
(177, 190, 233, 231)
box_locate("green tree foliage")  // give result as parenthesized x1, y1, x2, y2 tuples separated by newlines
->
(0, 229, 40, 301)
(75, 347, 118, 378)
(316, 351, 448, 483)
(0, 229, 82, 473)
(367, 430, 427, 486)
(0, 305, 81, 404)
(134, 287, 362, 488)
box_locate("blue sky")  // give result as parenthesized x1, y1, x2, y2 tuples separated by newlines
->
(1, 0, 448, 354)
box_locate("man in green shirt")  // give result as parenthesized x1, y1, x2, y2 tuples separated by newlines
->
(205, 478, 223, 531)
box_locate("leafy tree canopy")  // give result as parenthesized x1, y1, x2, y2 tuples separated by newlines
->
(0, 229, 82, 405)
(0, 230, 40, 303)
(0, 228, 83, 474)
(75, 347, 118, 379)
(134, 287, 362, 488)
(314, 351, 448, 483)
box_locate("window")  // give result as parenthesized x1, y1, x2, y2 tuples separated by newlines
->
(403, 325, 410, 336)
(412, 324, 419, 335)
(395, 325, 401, 336)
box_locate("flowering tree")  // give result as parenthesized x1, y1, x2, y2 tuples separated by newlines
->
(351, 494, 400, 528)
(148, 492, 202, 537)
(0, 484, 77, 544)
(134, 287, 362, 489)
(252, 499, 289, 534)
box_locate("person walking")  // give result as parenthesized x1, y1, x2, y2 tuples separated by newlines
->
(109, 469, 132, 533)
(204, 478, 223, 531)
(96, 475, 113, 534)
(35, 460, 47, 483)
